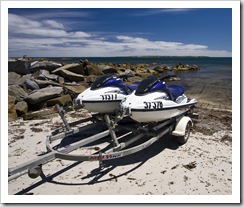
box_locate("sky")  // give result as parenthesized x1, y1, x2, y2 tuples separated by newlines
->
(8, 7, 232, 57)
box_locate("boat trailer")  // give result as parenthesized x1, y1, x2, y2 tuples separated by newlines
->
(8, 104, 195, 182)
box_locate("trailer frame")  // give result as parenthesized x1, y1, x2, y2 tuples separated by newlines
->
(8, 104, 194, 182)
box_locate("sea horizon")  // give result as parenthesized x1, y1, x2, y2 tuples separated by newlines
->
(10, 55, 231, 58)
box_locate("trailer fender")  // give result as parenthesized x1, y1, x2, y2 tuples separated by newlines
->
(172, 116, 192, 137)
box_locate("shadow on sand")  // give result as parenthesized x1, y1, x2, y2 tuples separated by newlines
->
(15, 127, 182, 195)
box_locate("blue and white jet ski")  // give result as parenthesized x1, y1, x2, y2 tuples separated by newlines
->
(120, 75, 197, 123)
(75, 74, 140, 113)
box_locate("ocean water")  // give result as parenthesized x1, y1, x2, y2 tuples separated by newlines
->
(48, 56, 232, 110)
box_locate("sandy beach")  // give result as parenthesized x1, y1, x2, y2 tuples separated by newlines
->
(7, 104, 233, 198)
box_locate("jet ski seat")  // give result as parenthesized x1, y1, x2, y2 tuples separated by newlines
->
(126, 82, 141, 91)
(91, 74, 138, 95)
(167, 85, 185, 101)
(134, 75, 185, 101)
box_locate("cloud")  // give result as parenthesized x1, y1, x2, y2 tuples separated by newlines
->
(9, 13, 91, 38)
(43, 20, 64, 29)
(132, 8, 196, 16)
(8, 13, 231, 57)
(9, 13, 42, 29)
(158, 8, 196, 13)
(23, 10, 91, 20)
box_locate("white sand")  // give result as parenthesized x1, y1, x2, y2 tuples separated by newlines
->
(7, 109, 232, 198)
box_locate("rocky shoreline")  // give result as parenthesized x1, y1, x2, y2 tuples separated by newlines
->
(8, 56, 199, 121)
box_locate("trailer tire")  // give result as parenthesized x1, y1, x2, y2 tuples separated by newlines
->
(176, 121, 191, 144)
(171, 116, 192, 145)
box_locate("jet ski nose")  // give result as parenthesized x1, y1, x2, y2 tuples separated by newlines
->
(120, 102, 131, 116)
(73, 97, 82, 107)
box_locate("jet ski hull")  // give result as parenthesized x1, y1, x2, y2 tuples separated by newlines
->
(76, 87, 127, 113)
(82, 100, 122, 113)
(121, 91, 197, 123)
(129, 102, 196, 122)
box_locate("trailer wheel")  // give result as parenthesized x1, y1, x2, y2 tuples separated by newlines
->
(176, 121, 191, 144)
(28, 166, 42, 179)
(171, 116, 192, 145)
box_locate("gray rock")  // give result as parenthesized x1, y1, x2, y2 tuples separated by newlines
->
(84, 75, 97, 83)
(64, 81, 80, 86)
(98, 65, 118, 74)
(58, 76, 65, 84)
(63, 85, 87, 99)
(25, 86, 63, 104)
(33, 79, 62, 88)
(102, 67, 118, 74)
(15, 101, 28, 116)
(127, 76, 143, 83)
(16, 74, 33, 85)
(23, 79, 40, 90)
(153, 66, 165, 72)
(52, 63, 85, 75)
(191, 65, 199, 70)
(8, 95, 17, 121)
(86, 65, 104, 76)
(23, 108, 58, 120)
(8, 85, 28, 102)
(59, 69, 85, 82)
(35, 70, 59, 81)
(30, 61, 62, 73)
(8, 72, 21, 85)
(118, 69, 135, 77)
(8, 59, 31, 75)
(46, 94, 72, 107)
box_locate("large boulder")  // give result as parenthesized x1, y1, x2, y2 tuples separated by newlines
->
(84, 75, 98, 83)
(98, 65, 118, 74)
(135, 68, 148, 74)
(85, 65, 104, 76)
(8, 59, 31, 75)
(8, 85, 28, 102)
(147, 69, 158, 75)
(16, 74, 33, 85)
(58, 76, 65, 84)
(8, 72, 21, 85)
(172, 63, 198, 71)
(33, 79, 62, 88)
(23, 108, 58, 120)
(135, 63, 147, 68)
(190, 65, 199, 70)
(15, 101, 28, 116)
(46, 94, 72, 107)
(30, 61, 62, 73)
(153, 65, 170, 72)
(8, 95, 17, 121)
(23, 79, 40, 90)
(59, 69, 85, 82)
(52, 63, 85, 75)
(24, 86, 63, 104)
(102, 67, 118, 74)
(168, 76, 181, 81)
(34, 70, 59, 82)
(63, 85, 87, 99)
